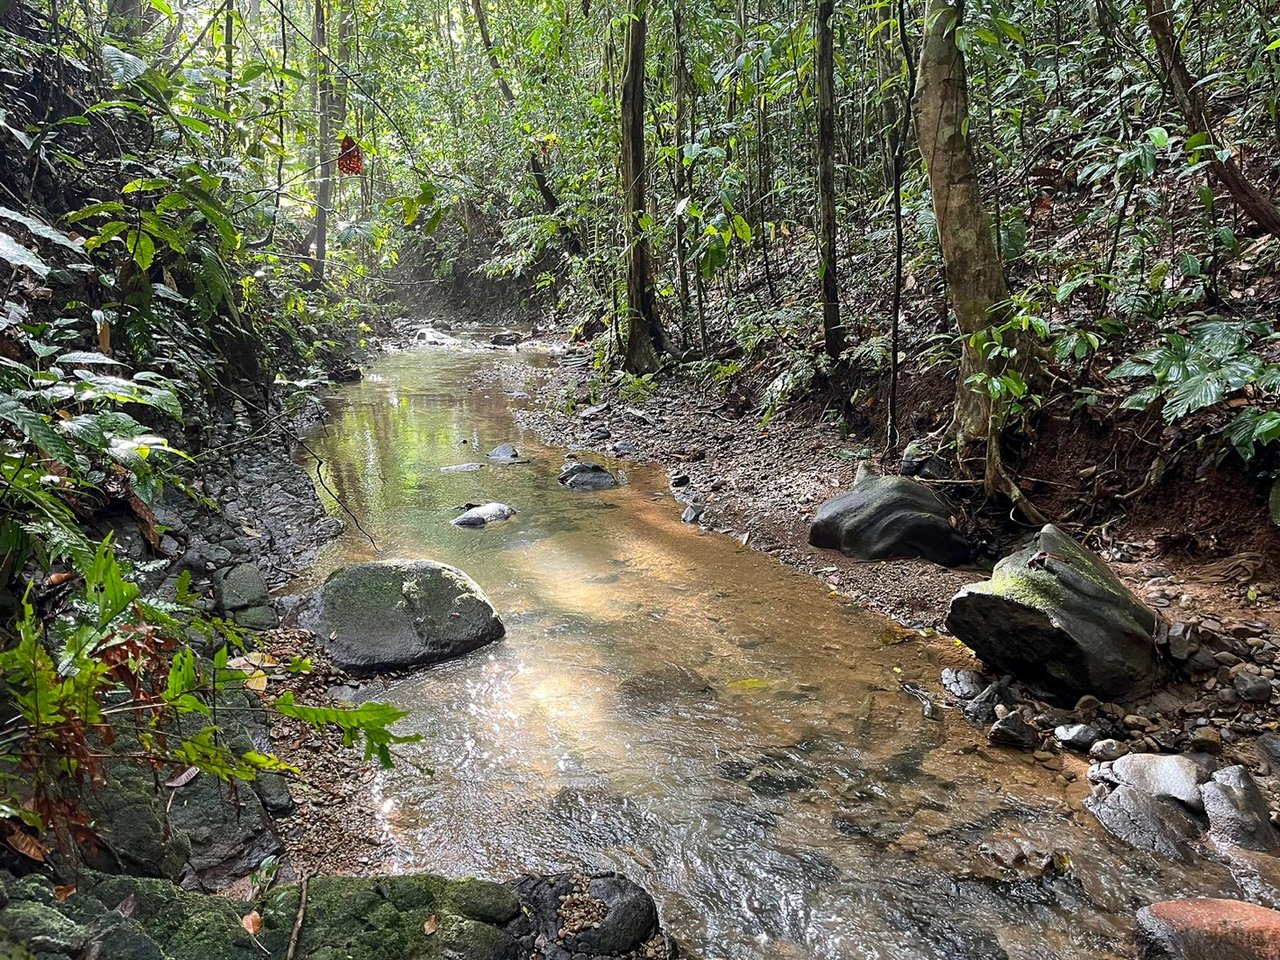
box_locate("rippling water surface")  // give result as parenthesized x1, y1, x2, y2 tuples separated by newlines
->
(299, 342, 1238, 960)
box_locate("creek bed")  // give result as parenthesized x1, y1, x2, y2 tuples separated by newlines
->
(296, 341, 1237, 960)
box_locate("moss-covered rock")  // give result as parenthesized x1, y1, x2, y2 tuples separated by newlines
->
(301, 560, 505, 672)
(808, 475, 973, 567)
(945, 524, 1163, 702)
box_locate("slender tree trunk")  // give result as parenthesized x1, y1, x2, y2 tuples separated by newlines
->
(913, 0, 1005, 443)
(621, 0, 662, 373)
(672, 0, 692, 339)
(312, 0, 332, 282)
(1143, 0, 1280, 235)
(816, 0, 845, 360)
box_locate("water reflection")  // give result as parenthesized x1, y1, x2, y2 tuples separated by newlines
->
(300, 345, 1241, 960)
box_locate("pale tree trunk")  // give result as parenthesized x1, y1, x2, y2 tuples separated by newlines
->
(913, 0, 1006, 443)
(1143, 0, 1280, 235)
(913, 0, 1045, 520)
(815, 0, 845, 360)
(621, 0, 662, 373)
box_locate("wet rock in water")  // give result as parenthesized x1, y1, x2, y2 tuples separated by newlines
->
(987, 712, 1039, 749)
(941, 667, 988, 701)
(1086, 783, 1204, 862)
(488, 442, 521, 462)
(1090, 738, 1128, 762)
(1110, 753, 1211, 812)
(945, 524, 1164, 703)
(510, 871, 674, 960)
(747, 765, 816, 797)
(808, 475, 973, 567)
(301, 560, 504, 672)
(1202, 766, 1280, 852)
(559, 462, 618, 490)
(415, 326, 462, 346)
(490, 330, 522, 346)
(440, 462, 485, 472)
(619, 665, 714, 702)
(1055, 723, 1100, 752)
(1136, 898, 1280, 960)
(452, 502, 516, 527)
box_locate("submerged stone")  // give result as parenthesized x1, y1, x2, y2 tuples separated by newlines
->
(559, 462, 618, 490)
(451, 502, 516, 527)
(945, 524, 1164, 703)
(808, 475, 972, 567)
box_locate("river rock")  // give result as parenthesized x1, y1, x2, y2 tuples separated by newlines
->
(1055, 723, 1100, 751)
(559, 462, 618, 490)
(1136, 898, 1280, 960)
(302, 560, 505, 672)
(452, 502, 516, 527)
(1086, 783, 1204, 861)
(440, 462, 485, 472)
(214, 563, 278, 630)
(1234, 672, 1274, 703)
(941, 667, 987, 701)
(1202, 766, 1280, 852)
(510, 872, 672, 960)
(988, 712, 1039, 749)
(488, 443, 521, 462)
(944, 524, 1164, 703)
(490, 330, 522, 346)
(1090, 738, 1128, 761)
(1110, 753, 1211, 812)
(808, 475, 972, 567)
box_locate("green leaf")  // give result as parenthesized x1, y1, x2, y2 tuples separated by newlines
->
(102, 44, 148, 84)
(0, 398, 78, 465)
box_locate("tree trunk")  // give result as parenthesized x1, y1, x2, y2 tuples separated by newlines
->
(312, 0, 332, 283)
(1143, 0, 1280, 236)
(815, 0, 845, 360)
(913, 0, 1006, 443)
(621, 0, 661, 373)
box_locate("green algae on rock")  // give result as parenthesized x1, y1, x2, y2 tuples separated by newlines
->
(945, 524, 1164, 702)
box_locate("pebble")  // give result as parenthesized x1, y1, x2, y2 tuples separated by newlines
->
(1090, 739, 1128, 762)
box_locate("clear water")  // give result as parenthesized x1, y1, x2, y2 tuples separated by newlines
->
(298, 342, 1240, 960)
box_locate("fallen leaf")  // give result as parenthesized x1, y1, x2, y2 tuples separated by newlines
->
(116, 892, 139, 918)
(727, 678, 768, 692)
(5, 824, 47, 862)
(241, 911, 262, 936)
(241, 525, 262, 539)
(54, 885, 76, 902)
(424, 915, 439, 936)
(165, 766, 199, 789)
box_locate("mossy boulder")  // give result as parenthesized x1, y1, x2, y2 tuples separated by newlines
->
(302, 560, 505, 673)
(945, 524, 1163, 702)
(808, 475, 972, 567)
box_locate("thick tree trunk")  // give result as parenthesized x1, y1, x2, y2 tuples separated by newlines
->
(621, 0, 661, 373)
(913, 0, 1006, 443)
(1143, 0, 1280, 236)
(815, 0, 844, 361)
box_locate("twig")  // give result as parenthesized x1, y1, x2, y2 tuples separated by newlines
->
(286, 874, 310, 960)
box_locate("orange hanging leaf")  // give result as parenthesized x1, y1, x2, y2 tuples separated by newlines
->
(338, 135, 364, 176)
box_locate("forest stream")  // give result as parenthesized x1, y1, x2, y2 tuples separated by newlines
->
(293, 335, 1242, 960)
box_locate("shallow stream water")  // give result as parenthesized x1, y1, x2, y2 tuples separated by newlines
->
(297, 340, 1239, 960)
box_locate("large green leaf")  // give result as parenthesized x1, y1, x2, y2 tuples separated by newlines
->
(102, 44, 148, 84)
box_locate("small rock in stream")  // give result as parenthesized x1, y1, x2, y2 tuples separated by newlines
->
(988, 712, 1039, 749)
(559, 462, 618, 490)
(488, 443, 522, 462)
(440, 462, 485, 473)
(452, 502, 517, 527)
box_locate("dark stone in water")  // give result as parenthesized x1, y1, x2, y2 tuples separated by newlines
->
(559, 462, 618, 490)
(1086, 784, 1204, 862)
(510, 872, 672, 959)
(619, 665, 715, 702)
(987, 712, 1039, 750)
(490, 331, 522, 346)
(488, 443, 521, 462)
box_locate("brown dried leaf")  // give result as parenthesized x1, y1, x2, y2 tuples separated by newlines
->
(424, 915, 439, 936)
(54, 884, 76, 903)
(241, 910, 262, 936)
(165, 766, 199, 789)
(5, 825, 47, 862)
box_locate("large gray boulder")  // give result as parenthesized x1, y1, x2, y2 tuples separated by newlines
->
(303, 560, 505, 672)
(808, 475, 972, 566)
(945, 524, 1163, 702)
